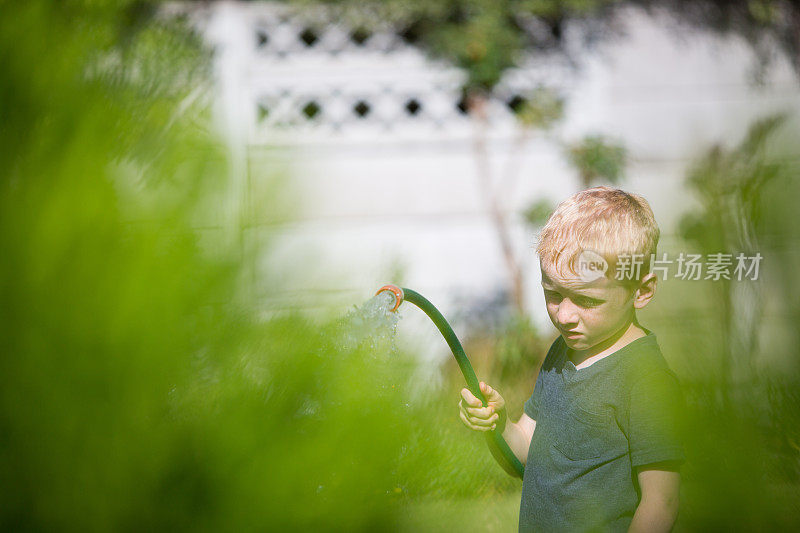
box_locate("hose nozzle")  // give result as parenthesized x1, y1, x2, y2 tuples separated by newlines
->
(375, 285, 404, 312)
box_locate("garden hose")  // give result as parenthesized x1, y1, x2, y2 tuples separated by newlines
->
(376, 285, 525, 479)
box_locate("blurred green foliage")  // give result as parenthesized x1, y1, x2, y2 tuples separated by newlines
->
(627, 0, 800, 81)
(0, 1, 524, 530)
(312, 0, 619, 92)
(523, 197, 557, 227)
(566, 134, 627, 188)
(512, 86, 565, 129)
(6, 1, 799, 530)
(661, 114, 800, 529)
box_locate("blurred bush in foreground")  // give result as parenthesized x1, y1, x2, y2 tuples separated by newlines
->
(666, 115, 800, 530)
(0, 2, 414, 530)
(0, 2, 531, 530)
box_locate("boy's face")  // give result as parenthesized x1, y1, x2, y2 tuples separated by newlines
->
(540, 261, 650, 352)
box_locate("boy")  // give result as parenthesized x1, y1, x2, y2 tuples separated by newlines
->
(459, 187, 685, 532)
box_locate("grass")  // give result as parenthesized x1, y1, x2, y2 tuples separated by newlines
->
(400, 493, 521, 532)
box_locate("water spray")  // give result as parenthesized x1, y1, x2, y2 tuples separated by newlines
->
(376, 285, 525, 479)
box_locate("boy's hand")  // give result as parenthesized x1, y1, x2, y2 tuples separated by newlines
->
(458, 382, 506, 433)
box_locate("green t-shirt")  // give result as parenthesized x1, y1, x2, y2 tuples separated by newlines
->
(519, 331, 685, 532)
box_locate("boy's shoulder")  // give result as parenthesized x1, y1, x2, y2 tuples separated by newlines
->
(623, 332, 676, 376)
(540, 335, 566, 371)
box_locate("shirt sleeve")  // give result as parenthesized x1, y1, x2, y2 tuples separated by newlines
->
(628, 369, 686, 468)
(524, 388, 539, 420)
(524, 337, 561, 420)
(523, 361, 547, 420)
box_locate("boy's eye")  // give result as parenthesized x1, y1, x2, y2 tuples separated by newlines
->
(544, 289, 602, 308)
(574, 297, 602, 308)
(543, 290, 562, 302)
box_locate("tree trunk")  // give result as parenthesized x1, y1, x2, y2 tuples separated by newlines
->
(468, 91, 526, 315)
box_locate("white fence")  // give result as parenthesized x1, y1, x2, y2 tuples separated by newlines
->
(190, 1, 800, 347)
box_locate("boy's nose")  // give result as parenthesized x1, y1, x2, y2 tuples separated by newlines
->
(556, 301, 580, 328)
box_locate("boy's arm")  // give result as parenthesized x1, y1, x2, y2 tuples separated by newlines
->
(500, 413, 536, 466)
(628, 463, 680, 533)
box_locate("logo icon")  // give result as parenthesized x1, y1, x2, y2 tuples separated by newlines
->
(576, 250, 608, 282)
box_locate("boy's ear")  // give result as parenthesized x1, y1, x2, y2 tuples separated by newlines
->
(633, 272, 657, 309)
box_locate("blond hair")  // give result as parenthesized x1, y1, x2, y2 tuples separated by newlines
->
(536, 186, 660, 283)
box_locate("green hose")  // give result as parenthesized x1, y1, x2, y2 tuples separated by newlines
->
(400, 288, 525, 479)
